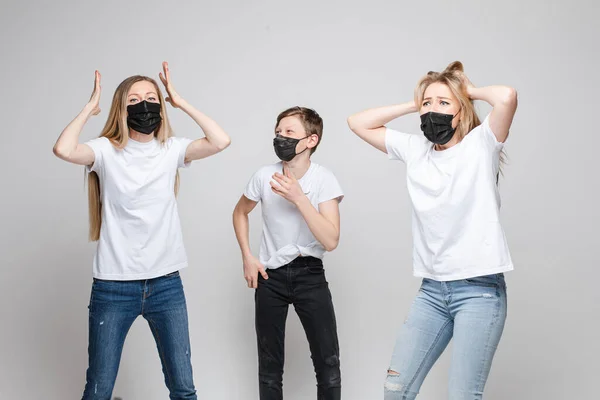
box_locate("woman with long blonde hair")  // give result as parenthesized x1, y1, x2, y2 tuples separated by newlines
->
(53, 62, 231, 400)
(347, 61, 517, 399)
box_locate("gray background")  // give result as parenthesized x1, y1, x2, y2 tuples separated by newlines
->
(0, 0, 598, 399)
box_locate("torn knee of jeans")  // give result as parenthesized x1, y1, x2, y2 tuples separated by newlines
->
(324, 354, 340, 367)
(315, 356, 341, 388)
(384, 370, 403, 392)
(258, 372, 282, 388)
(319, 368, 341, 388)
(260, 378, 279, 387)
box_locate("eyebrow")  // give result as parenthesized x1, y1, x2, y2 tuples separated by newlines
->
(128, 92, 157, 97)
(423, 96, 452, 101)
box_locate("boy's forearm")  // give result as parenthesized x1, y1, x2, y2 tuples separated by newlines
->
(233, 210, 253, 258)
(295, 196, 339, 251)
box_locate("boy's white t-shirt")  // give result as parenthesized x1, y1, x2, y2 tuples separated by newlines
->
(85, 136, 193, 280)
(385, 115, 514, 281)
(244, 162, 344, 269)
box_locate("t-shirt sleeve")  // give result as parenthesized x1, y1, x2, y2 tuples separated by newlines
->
(385, 127, 416, 163)
(244, 169, 264, 202)
(171, 137, 194, 169)
(479, 114, 505, 152)
(318, 169, 344, 204)
(84, 137, 112, 173)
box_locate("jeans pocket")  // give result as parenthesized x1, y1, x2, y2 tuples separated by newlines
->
(305, 265, 324, 274)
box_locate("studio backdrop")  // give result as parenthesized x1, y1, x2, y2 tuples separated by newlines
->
(0, 0, 598, 399)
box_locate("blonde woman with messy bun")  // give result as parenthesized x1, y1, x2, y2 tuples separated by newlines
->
(53, 62, 231, 400)
(348, 61, 517, 399)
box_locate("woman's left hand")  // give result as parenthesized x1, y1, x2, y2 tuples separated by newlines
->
(159, 61, 184, 108)
(458, 72, 475, 98)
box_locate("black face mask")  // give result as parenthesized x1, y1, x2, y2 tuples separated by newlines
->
(419, 111, 459, 145)
(273, 134, 309, 162)
(127, 100, 162, 135)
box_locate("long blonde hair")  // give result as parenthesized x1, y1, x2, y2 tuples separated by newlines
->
(414, 61, 506, 175)
(87, 75, 179, 241)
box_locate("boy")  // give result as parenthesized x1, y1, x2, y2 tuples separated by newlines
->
(233, 106, 344, 400)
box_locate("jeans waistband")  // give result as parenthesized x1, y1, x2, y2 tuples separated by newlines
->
(93, 270, 180, 283)
(286, 256, 323, 268)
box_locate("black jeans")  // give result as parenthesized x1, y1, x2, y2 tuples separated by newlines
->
(255, 256, 341, 400)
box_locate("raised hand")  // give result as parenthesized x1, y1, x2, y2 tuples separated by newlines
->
(87, 70, 101, 116)
(270, 163, 305, 205)
(159, 61, 183, 108)
(457, 71, 475, 97)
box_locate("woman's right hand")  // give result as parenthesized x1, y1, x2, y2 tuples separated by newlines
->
(86, 70, 101, 116)
(53, 70, 101, 164)
(243, 254, 268, 289)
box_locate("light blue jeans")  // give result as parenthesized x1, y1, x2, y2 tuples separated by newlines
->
(385, 274, 507, 400)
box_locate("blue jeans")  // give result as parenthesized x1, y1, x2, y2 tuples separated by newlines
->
(82, 271, 197, 400)
(385, 274, 507, 400)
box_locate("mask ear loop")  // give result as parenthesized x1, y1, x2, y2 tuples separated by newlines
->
(294, 134, 313, 157)
(453, 107, 462, 120)
(451, 107, 463, 130)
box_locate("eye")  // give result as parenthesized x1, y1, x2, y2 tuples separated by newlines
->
(129, 98, 139, 103)
(440, 100, 449, 106)
(148, 96, 157, 101)
(422, 101, 430, 106)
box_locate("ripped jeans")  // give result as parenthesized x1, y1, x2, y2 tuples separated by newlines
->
(385, 274, 507, 400)
(255, 256, 341, 400)
(82, 272, 197, 400)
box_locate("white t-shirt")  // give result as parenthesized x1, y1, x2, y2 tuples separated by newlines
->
(385, 115, 513, 281)
(85, 136, 193, 280)
(244, 162, 344, 269)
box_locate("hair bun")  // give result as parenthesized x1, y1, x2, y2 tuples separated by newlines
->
(444, 61, 464, 74)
